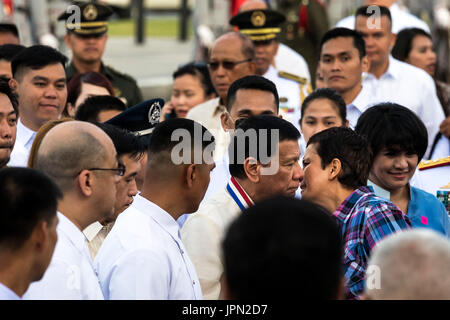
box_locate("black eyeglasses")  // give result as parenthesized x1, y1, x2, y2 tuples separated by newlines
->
(207, 58, 252, 71)
(78, 162, 126, 177)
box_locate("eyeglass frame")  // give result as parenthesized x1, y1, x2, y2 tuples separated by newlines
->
(77, 162, 126, 177)
(207, 58, 252, 71)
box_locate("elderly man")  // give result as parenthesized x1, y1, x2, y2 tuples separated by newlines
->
(181, 115, 304, 299)
(95, 118, 215, 300)
(354, 6, 444, 157)
(364, 229, 450, 300)
(0, 79, 18, 168)
(23, 121, 121, 299)
(0, 168, 61, 300)
(187, 31, 255, 160)
(300, 127, 411, 299)
(7, 45, 67, 167)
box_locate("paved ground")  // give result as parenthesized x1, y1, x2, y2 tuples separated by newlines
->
(102, 36, 195, 101)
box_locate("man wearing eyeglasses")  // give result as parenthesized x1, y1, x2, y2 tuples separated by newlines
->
(230, 7, 312, 132)
(186, 31, 256, 160)
(24, 121, 121, 300)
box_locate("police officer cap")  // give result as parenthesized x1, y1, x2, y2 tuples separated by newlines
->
(58, 1, 114, 37)
(230, 9, 286, 41)
(106, 98, 164, 146)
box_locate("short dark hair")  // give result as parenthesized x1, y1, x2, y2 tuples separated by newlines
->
(75, 95, 126, 123)
(229, 115, 300, 179)
(148, 118, 215, 160)
(0, 44, 25, 62)
(308, 127, 372, 190)
(0, 78, 18, 114)
(95, 123, 146, 160)
(355, 102, 428, 163)
(66, 71, 115, 107)
(0, 167, 62, 251)
(355, 6, 392, 30)
(226, 75, 279, 112)
(392, 28, 432, 62)
(11, 45, 68, 80)
(320, 27, 366, 59)
(300, 88, 346, 125)
(173, 62, 217, 97)
(223, 196, 342, 299)
(0, 23, 19, 38)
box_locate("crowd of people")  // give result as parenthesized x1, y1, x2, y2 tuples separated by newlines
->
(0, 0, 449, 301)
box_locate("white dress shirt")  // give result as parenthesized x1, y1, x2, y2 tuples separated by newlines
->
(362, 56, 445, 158)
(275, 43, 311, 83)
(94, 194, 202, 300)
(336, 3, 430, 34)
(7, 118, 36, 167)
(0, 283, 20, 300)
(181, 178, 253, 299)
(186, 97, 230, 160)
(23, 212, 104, 300)
(346, 84, 377, 129)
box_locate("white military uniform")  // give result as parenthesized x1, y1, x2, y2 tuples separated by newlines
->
(264, 65, 310, 132)
(24, 212, 104, 300)
(336, 2, 431, 34)
(181, 177, 254, 300)
(95, 194, 202, 300)
(274, 43, 311, 83)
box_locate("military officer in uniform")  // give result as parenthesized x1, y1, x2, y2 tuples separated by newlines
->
(230, 8, 311, 130)
(58, 1, 143, 107)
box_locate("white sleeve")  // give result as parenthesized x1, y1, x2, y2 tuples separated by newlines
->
(181, 212, 223, 300)
(108, 249, 170, 300)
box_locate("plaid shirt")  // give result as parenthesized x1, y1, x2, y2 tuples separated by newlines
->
(333, 186, 411, 299)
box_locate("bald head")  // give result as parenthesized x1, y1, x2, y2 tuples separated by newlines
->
(36, 121, 116, 192)
(239, 0, 268, 12)
(365, 229, 450, 300)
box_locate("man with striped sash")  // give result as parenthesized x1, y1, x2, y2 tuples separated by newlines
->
(181, 115, 304, 299)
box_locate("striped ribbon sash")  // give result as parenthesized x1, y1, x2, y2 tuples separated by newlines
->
(226, 177, 254, 211)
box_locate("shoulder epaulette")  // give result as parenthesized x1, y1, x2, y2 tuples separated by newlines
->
(417, 156, 450, 171)
(278, 71, 307, 85)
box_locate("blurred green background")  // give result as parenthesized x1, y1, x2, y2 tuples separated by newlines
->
(108, 17, 193, 38)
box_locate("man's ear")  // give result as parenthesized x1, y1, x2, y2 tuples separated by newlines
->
(77, 170, 93, 197)
(243, 157, 260, 183)
(389, 32, 397, 51)
(221, 112, 233, 131)
(328, 158, 342, 181)
(9, 78, 18, 92)
(66, 103, 75, 117)
(185, 164, 196, 188)
(248, 60, 256, 75)
(218, 273, 232, 300)
(30, 221, 49, 253)
(361, 55, 370, 73)
(63, 34, 72, 50)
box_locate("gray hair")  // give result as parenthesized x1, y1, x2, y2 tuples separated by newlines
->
(365, 229, 450, 300)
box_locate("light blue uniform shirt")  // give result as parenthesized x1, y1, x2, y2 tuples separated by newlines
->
(369, 181, 450, 237)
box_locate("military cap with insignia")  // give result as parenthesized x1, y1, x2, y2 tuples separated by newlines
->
(229, 9, 286, 41)
(106, 98, 164, 147)
(57, 1, 114, 37)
